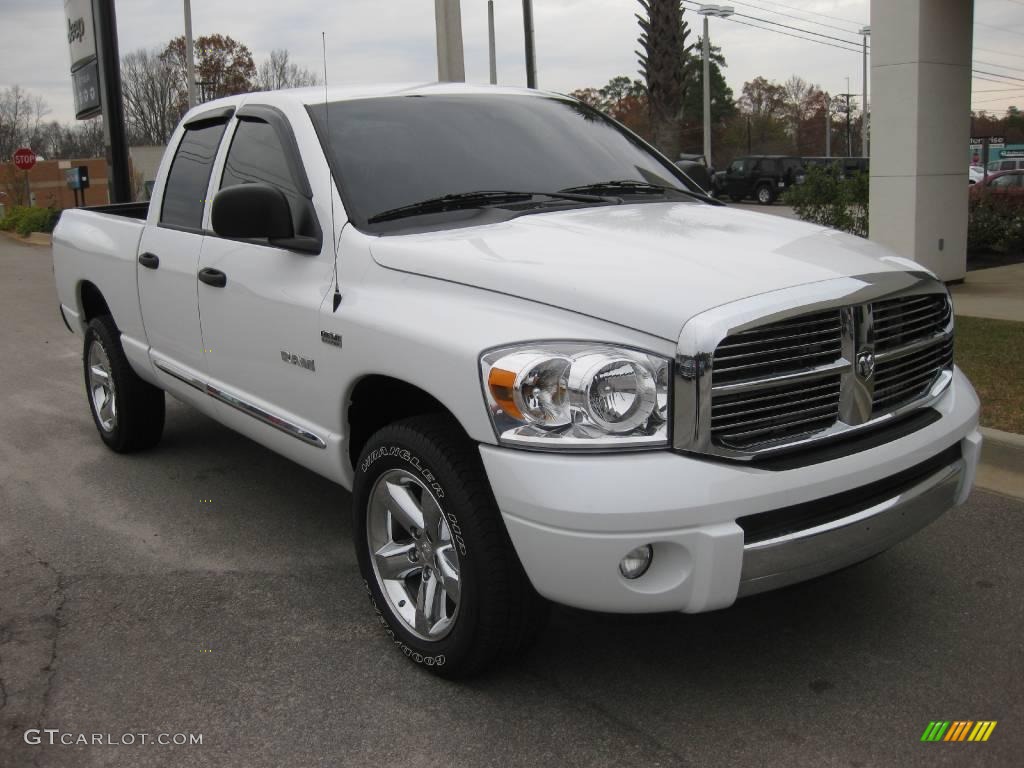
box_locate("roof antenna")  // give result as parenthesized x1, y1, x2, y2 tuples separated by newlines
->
(323, 31, 342, 312)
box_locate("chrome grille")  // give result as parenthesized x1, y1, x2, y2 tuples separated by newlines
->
(711, 375, 842, 448)
(676, 282, 956, 459)
(872, 294, 951, 352)
(711, 310, 842, 384)
(873, 336, 954, 413)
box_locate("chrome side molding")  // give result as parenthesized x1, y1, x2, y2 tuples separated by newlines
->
(152, 358, 327, 449)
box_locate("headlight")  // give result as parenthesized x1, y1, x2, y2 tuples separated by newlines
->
(480, 343, 671, 449)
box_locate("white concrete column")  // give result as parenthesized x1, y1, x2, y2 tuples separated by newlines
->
(435, 0, 466, 82)
(869, 0, 973, 281)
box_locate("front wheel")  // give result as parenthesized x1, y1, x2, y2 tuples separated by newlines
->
(353, 415, 547, 678)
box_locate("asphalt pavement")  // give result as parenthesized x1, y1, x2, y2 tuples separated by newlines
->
(1, 236, 1022, 768)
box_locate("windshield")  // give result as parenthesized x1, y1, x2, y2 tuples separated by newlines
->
(308, 94, 702, 231)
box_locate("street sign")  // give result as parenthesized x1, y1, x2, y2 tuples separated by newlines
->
(13, 148, 37, 172)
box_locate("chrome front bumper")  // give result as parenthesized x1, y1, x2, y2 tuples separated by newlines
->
(737, 447, 970, 597)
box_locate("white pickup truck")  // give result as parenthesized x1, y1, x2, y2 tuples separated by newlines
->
(53, 84, 981, 677)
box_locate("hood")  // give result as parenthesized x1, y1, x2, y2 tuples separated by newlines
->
(369, 202, 923, 341)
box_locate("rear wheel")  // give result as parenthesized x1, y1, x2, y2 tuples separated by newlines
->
(83, 316, 165, 452)
(756, 184, 775, 205)
(353, 415, 548, 678)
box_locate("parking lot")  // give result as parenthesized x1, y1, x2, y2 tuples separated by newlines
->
(1, 236, 1021, 767)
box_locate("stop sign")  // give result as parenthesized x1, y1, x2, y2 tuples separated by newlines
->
(13, 147, 36, 171)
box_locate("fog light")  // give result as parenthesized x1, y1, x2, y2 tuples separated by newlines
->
(619, 545, 653, 579)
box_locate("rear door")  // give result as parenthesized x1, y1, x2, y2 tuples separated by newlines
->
(139, 110, 231, 390)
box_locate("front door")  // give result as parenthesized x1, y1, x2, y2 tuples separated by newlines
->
(196, 109, 336, 452)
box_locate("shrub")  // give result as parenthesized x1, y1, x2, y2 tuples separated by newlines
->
(968, 189, 1024, 253)
(0, 205, 60, 236)
(783, 165, 869, 238)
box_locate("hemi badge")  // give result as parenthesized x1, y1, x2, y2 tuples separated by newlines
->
(321, 330, 343, 348)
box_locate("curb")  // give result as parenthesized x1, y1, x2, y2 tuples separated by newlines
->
(0, 230, 51, 247)
(976, 427, 1024, 501)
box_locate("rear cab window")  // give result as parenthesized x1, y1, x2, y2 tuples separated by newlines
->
(159, 121, 228, 231)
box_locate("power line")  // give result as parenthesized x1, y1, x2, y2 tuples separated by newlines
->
(973, 86, 1024, 93)
(975, 21, 1024, 38)
(972, 94, 1024, 104)
(974, 46, 1024, 62)
(742, 0, 865, 28)
(716, 0, 863, 36)
(973, 68, 1024, 85)
(974, 59, 1024, 75)
(730, 10, 865, 47)
(708, 13, 864, 55)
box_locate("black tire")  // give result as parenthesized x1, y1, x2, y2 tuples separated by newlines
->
(353, 415, 548, 678)
(83, 315, 165, 453)
(756, 183, 776, 205)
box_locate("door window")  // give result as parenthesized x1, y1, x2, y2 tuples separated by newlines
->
(160, 122, 227, 230)
(220, 118, 317, 240)
(990, 173, 1021, 189)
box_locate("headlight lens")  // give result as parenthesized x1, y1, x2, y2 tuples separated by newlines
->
(481, 343, 671, 449)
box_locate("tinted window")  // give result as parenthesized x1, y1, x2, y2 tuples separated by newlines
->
(310, 95, 699, 228)
(221, 119, 302, 204)
(1000, 160, 1015, 171)
(729, 160, 745, 173)
(160, 122, 226, 229)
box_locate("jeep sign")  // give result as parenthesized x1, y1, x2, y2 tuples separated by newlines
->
(64, 0, 97, 71)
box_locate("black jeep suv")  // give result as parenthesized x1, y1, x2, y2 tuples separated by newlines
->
(713, 155, 804, 204)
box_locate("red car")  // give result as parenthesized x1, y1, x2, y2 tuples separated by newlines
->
(970, 169, 1024, 196)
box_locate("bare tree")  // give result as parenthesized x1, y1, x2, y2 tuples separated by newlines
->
(121, 48, 182, 145)
(256, 49, 320, 91)
(0, 85, 50, 160)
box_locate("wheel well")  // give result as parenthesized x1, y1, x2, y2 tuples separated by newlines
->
(347, 376, 452, 470)
(79, 281, 112, 323)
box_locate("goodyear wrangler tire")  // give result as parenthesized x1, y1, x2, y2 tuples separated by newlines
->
(353, 415, 548, 678)
(83, 316, 165, 453)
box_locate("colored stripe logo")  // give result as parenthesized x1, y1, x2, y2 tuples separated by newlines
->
(921, 721, 997, 742)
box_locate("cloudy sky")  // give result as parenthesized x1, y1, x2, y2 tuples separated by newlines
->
(3, 0, 1023, 125)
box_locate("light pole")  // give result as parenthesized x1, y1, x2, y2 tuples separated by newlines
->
(859, 25, 870, 157)
(523, 0, 536, 88)
(183, 0, 197, 109)
(488, 0, 497, 85)
(697, 5, 733, 169)
(434, 0, 466, 82)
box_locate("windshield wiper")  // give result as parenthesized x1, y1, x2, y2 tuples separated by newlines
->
(367, 190, 612, 224)
(560, 179, 706, 201)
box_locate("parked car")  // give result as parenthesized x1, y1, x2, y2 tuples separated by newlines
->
(674, 153, 713, 192)
(968, 165, 985, 184)
(987, 157, 1024, 173)
(970, 169, 1024, 195)
(52, 84, 981, 677)
(714, 155, 803, 204)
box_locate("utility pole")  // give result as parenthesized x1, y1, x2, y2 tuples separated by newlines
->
(859, 26, 870, 157)
(825, 94, 831, 157)
(522, 0, 536, 88)
(183, 0, 198, 109)
(434, 0, 466, 82)
(488, 0, 497, 85)
(837, 86, 856, 157)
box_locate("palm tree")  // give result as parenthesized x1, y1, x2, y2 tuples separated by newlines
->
(636, 0, 693, 160)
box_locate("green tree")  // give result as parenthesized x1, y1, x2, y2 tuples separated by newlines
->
(636, 0, 694, 159)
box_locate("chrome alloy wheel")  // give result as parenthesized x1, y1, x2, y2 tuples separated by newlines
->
(367, 468, 462, 641)
(87, 340, 117, 432)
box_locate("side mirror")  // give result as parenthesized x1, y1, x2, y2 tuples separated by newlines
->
(211, 183, 293, 240)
